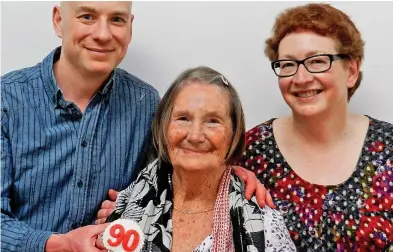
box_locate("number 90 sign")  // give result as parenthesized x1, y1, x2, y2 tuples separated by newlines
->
(103, 219, 144, 252)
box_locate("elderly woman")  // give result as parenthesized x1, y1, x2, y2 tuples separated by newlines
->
(104, 66, 295, 251)
(238, 3, 393, 251)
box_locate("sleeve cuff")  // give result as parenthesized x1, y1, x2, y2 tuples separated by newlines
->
(24, 230, 53, 252)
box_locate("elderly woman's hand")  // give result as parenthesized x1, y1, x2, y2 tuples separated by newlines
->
(95, 189, 119, 224)
(232, 166, 275, 208)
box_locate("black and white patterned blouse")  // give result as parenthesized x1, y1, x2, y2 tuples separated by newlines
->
(108, 159, 296, 252)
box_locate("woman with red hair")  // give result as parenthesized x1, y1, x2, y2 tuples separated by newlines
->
(239, 3, 393, 251)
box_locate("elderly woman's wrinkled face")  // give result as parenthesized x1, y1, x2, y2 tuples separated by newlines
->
(167, 82, 233, 171)
(277, 31, 358, 117)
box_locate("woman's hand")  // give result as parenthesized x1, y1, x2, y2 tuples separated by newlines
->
(232, 166, 275, 208)
(95, 189, 119, 224)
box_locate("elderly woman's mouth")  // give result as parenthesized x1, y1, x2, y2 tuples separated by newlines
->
(182, 148, 209, 154)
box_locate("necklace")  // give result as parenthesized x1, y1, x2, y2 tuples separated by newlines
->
(173, 205, 214, 215)
(169, 172, 215, 215)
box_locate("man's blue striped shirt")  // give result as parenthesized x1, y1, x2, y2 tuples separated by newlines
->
(1, 47, 160, 251)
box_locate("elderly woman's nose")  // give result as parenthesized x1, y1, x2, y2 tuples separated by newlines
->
(186, 121, 205, 143)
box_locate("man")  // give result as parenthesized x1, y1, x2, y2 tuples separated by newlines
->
(1, 2, 159, 251)
(1, 2, 270, 251)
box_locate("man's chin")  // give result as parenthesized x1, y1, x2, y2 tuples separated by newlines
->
(85, 64, 115, 76)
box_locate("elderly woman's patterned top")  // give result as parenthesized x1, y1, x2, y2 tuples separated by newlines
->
(238, 116, 393, 251)
(109, 159, 296, 252)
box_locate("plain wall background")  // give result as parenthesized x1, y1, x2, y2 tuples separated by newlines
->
(1, 1, 392, 128)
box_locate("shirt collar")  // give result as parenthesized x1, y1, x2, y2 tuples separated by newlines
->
(41, 47, 116, 108)
(99, 71, 116, 95)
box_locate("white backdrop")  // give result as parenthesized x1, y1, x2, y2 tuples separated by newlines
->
(1, 1, 393, 128)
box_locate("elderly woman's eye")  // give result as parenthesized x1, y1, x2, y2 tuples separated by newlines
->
(177, 116, 189, 121)
(208, 118, 220, 124)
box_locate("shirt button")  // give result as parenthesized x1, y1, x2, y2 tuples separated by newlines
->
(81, 140, 87, 147)
(71, 222, 79, 229)
(77, 180, 83, 187)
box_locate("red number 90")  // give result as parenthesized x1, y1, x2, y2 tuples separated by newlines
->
(107, 224, 141, 251)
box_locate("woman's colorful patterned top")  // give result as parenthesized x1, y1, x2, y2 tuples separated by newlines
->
(238, 116, 393, 251)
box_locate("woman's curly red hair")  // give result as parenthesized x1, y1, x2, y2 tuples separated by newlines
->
(265, 4, 365, 100)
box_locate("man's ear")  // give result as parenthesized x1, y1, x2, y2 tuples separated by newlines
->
(53, 5, 63, 39)
(128, 14, 135, 44)
(347, 59, 361, 89)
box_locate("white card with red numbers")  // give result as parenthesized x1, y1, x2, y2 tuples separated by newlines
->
(103, 219, 144, 252)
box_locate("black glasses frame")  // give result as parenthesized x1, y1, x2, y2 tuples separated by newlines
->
(271, 53, 350, 77)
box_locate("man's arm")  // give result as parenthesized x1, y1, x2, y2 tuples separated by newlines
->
(1, 211, 53, 252)
(1, 109, 53, 251)
(44, 225, 109, 252)
(1, 108, 108, 252)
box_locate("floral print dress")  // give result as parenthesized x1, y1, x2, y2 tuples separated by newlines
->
(238, 116, 393, 251)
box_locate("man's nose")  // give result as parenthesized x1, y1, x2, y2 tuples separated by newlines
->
(91, 19, 113, 42)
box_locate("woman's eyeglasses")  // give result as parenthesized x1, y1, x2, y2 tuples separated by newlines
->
(271, 54, 350, 77)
